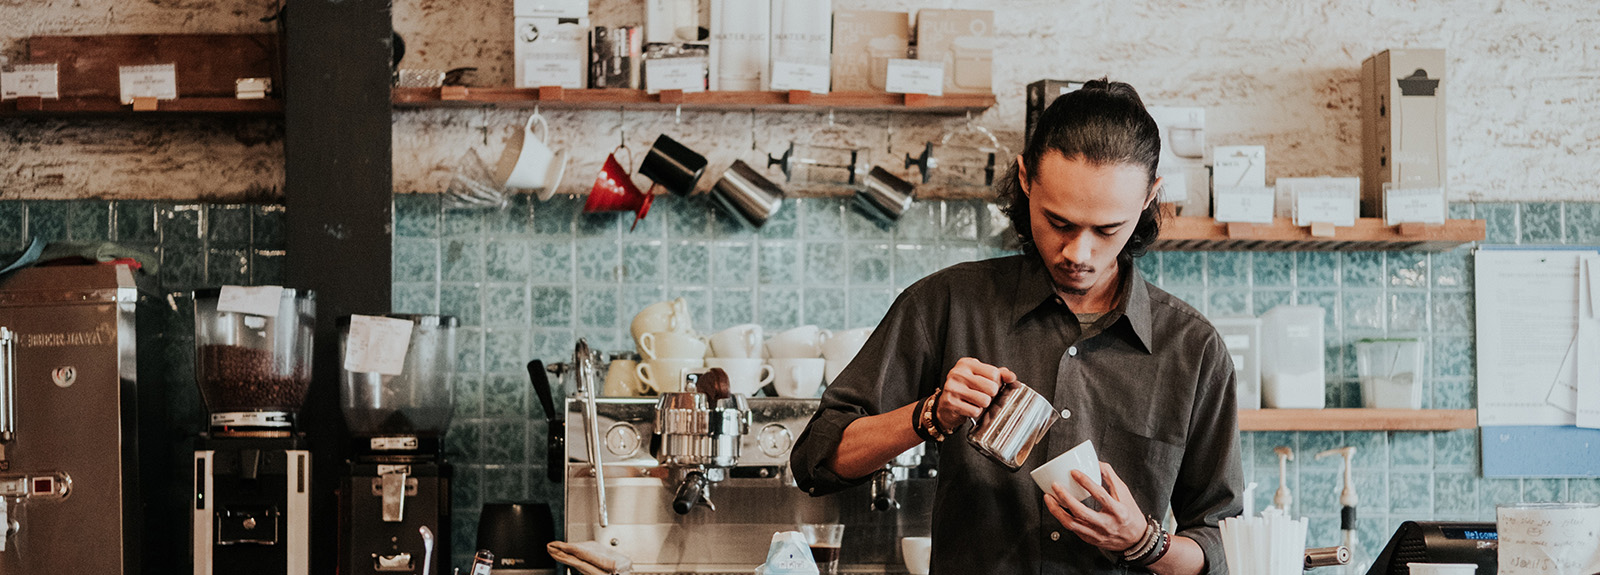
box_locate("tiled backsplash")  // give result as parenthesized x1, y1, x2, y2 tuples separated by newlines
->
(5, 198, 1598, 561)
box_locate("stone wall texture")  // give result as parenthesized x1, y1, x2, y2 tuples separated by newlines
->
(4, 0, 1598, 201)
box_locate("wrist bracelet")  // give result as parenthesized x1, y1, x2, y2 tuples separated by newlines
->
(1119, 521, 1153, 557)
(928, 387, 952, 436)
(913, 391, 946, 443)
(912, 395, 938, 442)
(1140, 528, 1171, 566)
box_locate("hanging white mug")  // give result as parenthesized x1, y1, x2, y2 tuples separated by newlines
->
(494, 112, 569, 199)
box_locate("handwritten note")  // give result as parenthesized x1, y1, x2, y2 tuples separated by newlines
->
(1497, 503, 1600, 575)
(343, 315, 414, 376)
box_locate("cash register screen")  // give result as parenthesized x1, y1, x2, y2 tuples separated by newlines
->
(1440, 528, 1498, 541)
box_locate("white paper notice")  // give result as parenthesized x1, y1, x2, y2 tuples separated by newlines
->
(1576, 256, 1600, 429)
(884, 59, 943, 96)
(1496, 503, 1600, 575)
(645, 57, 708, 94)
(1212, 146, 1266, 189)
(1475, 250, 1586, 426)
(769, 61, 829, 93)
(118, 64, 178, 104)
(216, 285, 284, 317)
(343, 315, 414, 376)
(1, 64, 60, 99)
(1290, 178, 1360, 227)
(1212, 186, 1275, 224)
(1384, 186, 1446, 225)
(522, 58, 585, 89)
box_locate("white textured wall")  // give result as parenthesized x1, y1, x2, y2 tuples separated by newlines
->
(5, 0, 1597, 201)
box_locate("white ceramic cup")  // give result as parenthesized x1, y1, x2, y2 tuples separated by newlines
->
(635, 358, 705, 394)
(900, 537, 931, 575)
(709, 324, 763, 359)
(821, 327, 872, 384)
(765, 325, 830, 358)
(1405, 564, 1476, 575)
(705, 358, 773, 396)
(638, 331, 708, 360)
(601, 359, 643, 397)
(770, 357, 826, 398)
(1030, 440, 1102, 502)
(494, 112, 569, 199)
(630, 298, 691, 350)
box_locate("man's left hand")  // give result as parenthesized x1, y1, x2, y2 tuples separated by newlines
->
(1043, 461, 1146, 552)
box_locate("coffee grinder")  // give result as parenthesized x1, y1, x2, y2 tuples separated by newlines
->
(336, 314, 457, 575)
(191, 287, 316, 575)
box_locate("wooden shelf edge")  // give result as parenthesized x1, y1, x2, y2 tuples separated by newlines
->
(1153, 217, 1485, 252)
(0, 97, 282, 116)
(1238, 408, 1477, 431)
(392, 87, 994, 113)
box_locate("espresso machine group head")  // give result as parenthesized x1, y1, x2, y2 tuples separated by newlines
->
(191, 287, 316, 575)
(653, 382, 749, 514)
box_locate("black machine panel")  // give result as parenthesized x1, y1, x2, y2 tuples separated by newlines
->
(1367, 521, 1498, 575)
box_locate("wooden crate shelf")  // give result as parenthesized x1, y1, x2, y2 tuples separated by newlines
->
(392, 86, 995, 114)
(0, 97, 282, 116)
(1152, 216, 1485, 252)
(1238, 408, 1477, 431)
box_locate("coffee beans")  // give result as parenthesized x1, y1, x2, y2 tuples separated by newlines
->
(198, 344, 311, 411)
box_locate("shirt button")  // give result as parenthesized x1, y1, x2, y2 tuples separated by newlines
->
(1050, 531, 1061, 541)
(1068, 346, 1078, 357)
(1060, 408, 1071, 419)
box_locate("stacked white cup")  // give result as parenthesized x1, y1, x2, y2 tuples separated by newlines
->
(764, 326, 829, 398)
(631, 298, 703, 394)
(706, 324, 773, 396)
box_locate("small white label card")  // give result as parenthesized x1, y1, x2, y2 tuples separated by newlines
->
(1212, 145, 1267, 189)
(216, 285, 284, 317)
(1, 63, 60, 100)
(523, 57, 585, 89)
(1383, 185, 1447, 225)
(645, 56, 708, 94)
(118, 63, 178, 104)
(1213, 186, 1276, 224)
(1292, 177, 1360, 227)
(343, 315, 414, 376)
(1223, 334, 1252, 350)
(884, 59, 944, 96)
(769, 61, 830, 93)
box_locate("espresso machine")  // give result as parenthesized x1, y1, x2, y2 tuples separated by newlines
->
(337, 314, 457, 575)
(0, 265, 169, 574)
(191, 287, 316, 575)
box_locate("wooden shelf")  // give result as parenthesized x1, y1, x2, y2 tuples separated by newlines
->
(1239, 408, 1477, 431)
(0, 97, 283, 116)
(1152, 216, 1485, 252)
(392, 86, 995, 114)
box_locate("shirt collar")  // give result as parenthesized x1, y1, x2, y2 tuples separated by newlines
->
(1010, 254, 1155, 353)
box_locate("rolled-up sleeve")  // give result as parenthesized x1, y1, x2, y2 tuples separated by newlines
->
(790, 281, 945, 496)
(1172, 333, 1244, 574)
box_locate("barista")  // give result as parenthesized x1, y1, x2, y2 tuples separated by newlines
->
(790, 80, 1243, 575)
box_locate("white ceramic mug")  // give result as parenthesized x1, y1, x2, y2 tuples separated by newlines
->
(709, 324, 763, 359)
(494, 112, 569, 199)
(900, 537, 931, 575)
(765, 325, 830, 358)
(638, 331, 708, 360)
(635, 358, 704, 394)
(630, 298, 691, 350)
(602, 359, 643, 397)
(1030, 440, 1101, 502)
(706, 358, 774, 396)
(821, 327, 872, 384)
(770, 357, 826, 398)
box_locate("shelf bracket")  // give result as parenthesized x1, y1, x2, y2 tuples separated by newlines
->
(131, 97, 159, 111)
(440, 86, 468, 101)
(786, 90, 814, 106)
(1309, 222, 1336, 238)
(537, 86, 565, 102)
(658, 89, 685, 105)
(903, 93, 929, 108)
(1225, 222, 1257, 238)
(1396, 222, 1443, 237)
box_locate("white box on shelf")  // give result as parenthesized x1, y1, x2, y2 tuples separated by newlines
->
(1147, 106, 1207, 214)
(514, 0, 588, 17)
(1213, 317, 1263, 410)
(1278, 177, 1360, 227)
(1383, 185, 1447, 225)
(1213, 186, 1275, 224)
(1212, 145, 1266, 189)
(1260, 305, 1326, 409)
(769, 0, 831, 93)
(708, 0, 768, 91)
(1361, 49, 1446, 218)
(646, 0, 706, 44)
(514, 16, 590, 89)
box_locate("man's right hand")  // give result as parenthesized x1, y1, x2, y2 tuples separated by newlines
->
(936, 358, 1016, 431)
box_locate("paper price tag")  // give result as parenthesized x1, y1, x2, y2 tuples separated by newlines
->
(1213, 186, 1275, 224)
(343, 315, 414, 376)
(645, 57, 707, 94)
(118, 64, 178, 104)
(217, 285, 284, 317)
(1213, 146, 1267, 189)
(523, 57, 585, 89)
(770, 61, 830, 93)
(884, 59, 944, 96)
(1383, 186, 1446, 225)
(1, 64, 60, 99)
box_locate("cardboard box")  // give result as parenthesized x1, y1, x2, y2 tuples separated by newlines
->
(914, 9, 993, 94)
(1025, 79, 1084, 142)
(1361, 49, 1447, 218)
(514, 16, 590, 89)
(832, 11, 909, 92)
(769, 0, 831, 93)
(708, 0, 768, 90)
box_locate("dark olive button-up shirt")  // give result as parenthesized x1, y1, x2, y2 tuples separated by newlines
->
(791, 254, 1243, 574)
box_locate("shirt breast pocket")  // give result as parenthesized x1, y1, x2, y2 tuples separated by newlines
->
(1099, 424, 1184, 507)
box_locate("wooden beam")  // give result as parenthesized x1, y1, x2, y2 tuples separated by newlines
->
(1238, 409, 1477, 431)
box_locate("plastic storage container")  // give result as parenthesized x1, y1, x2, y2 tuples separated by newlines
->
(1355, 338, 1423, 409)
(1259, 305, 1326, 409)
(1212, 317, 1263, 410)
(339, 314, 458, 436)
(193, 287, 317, 414)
